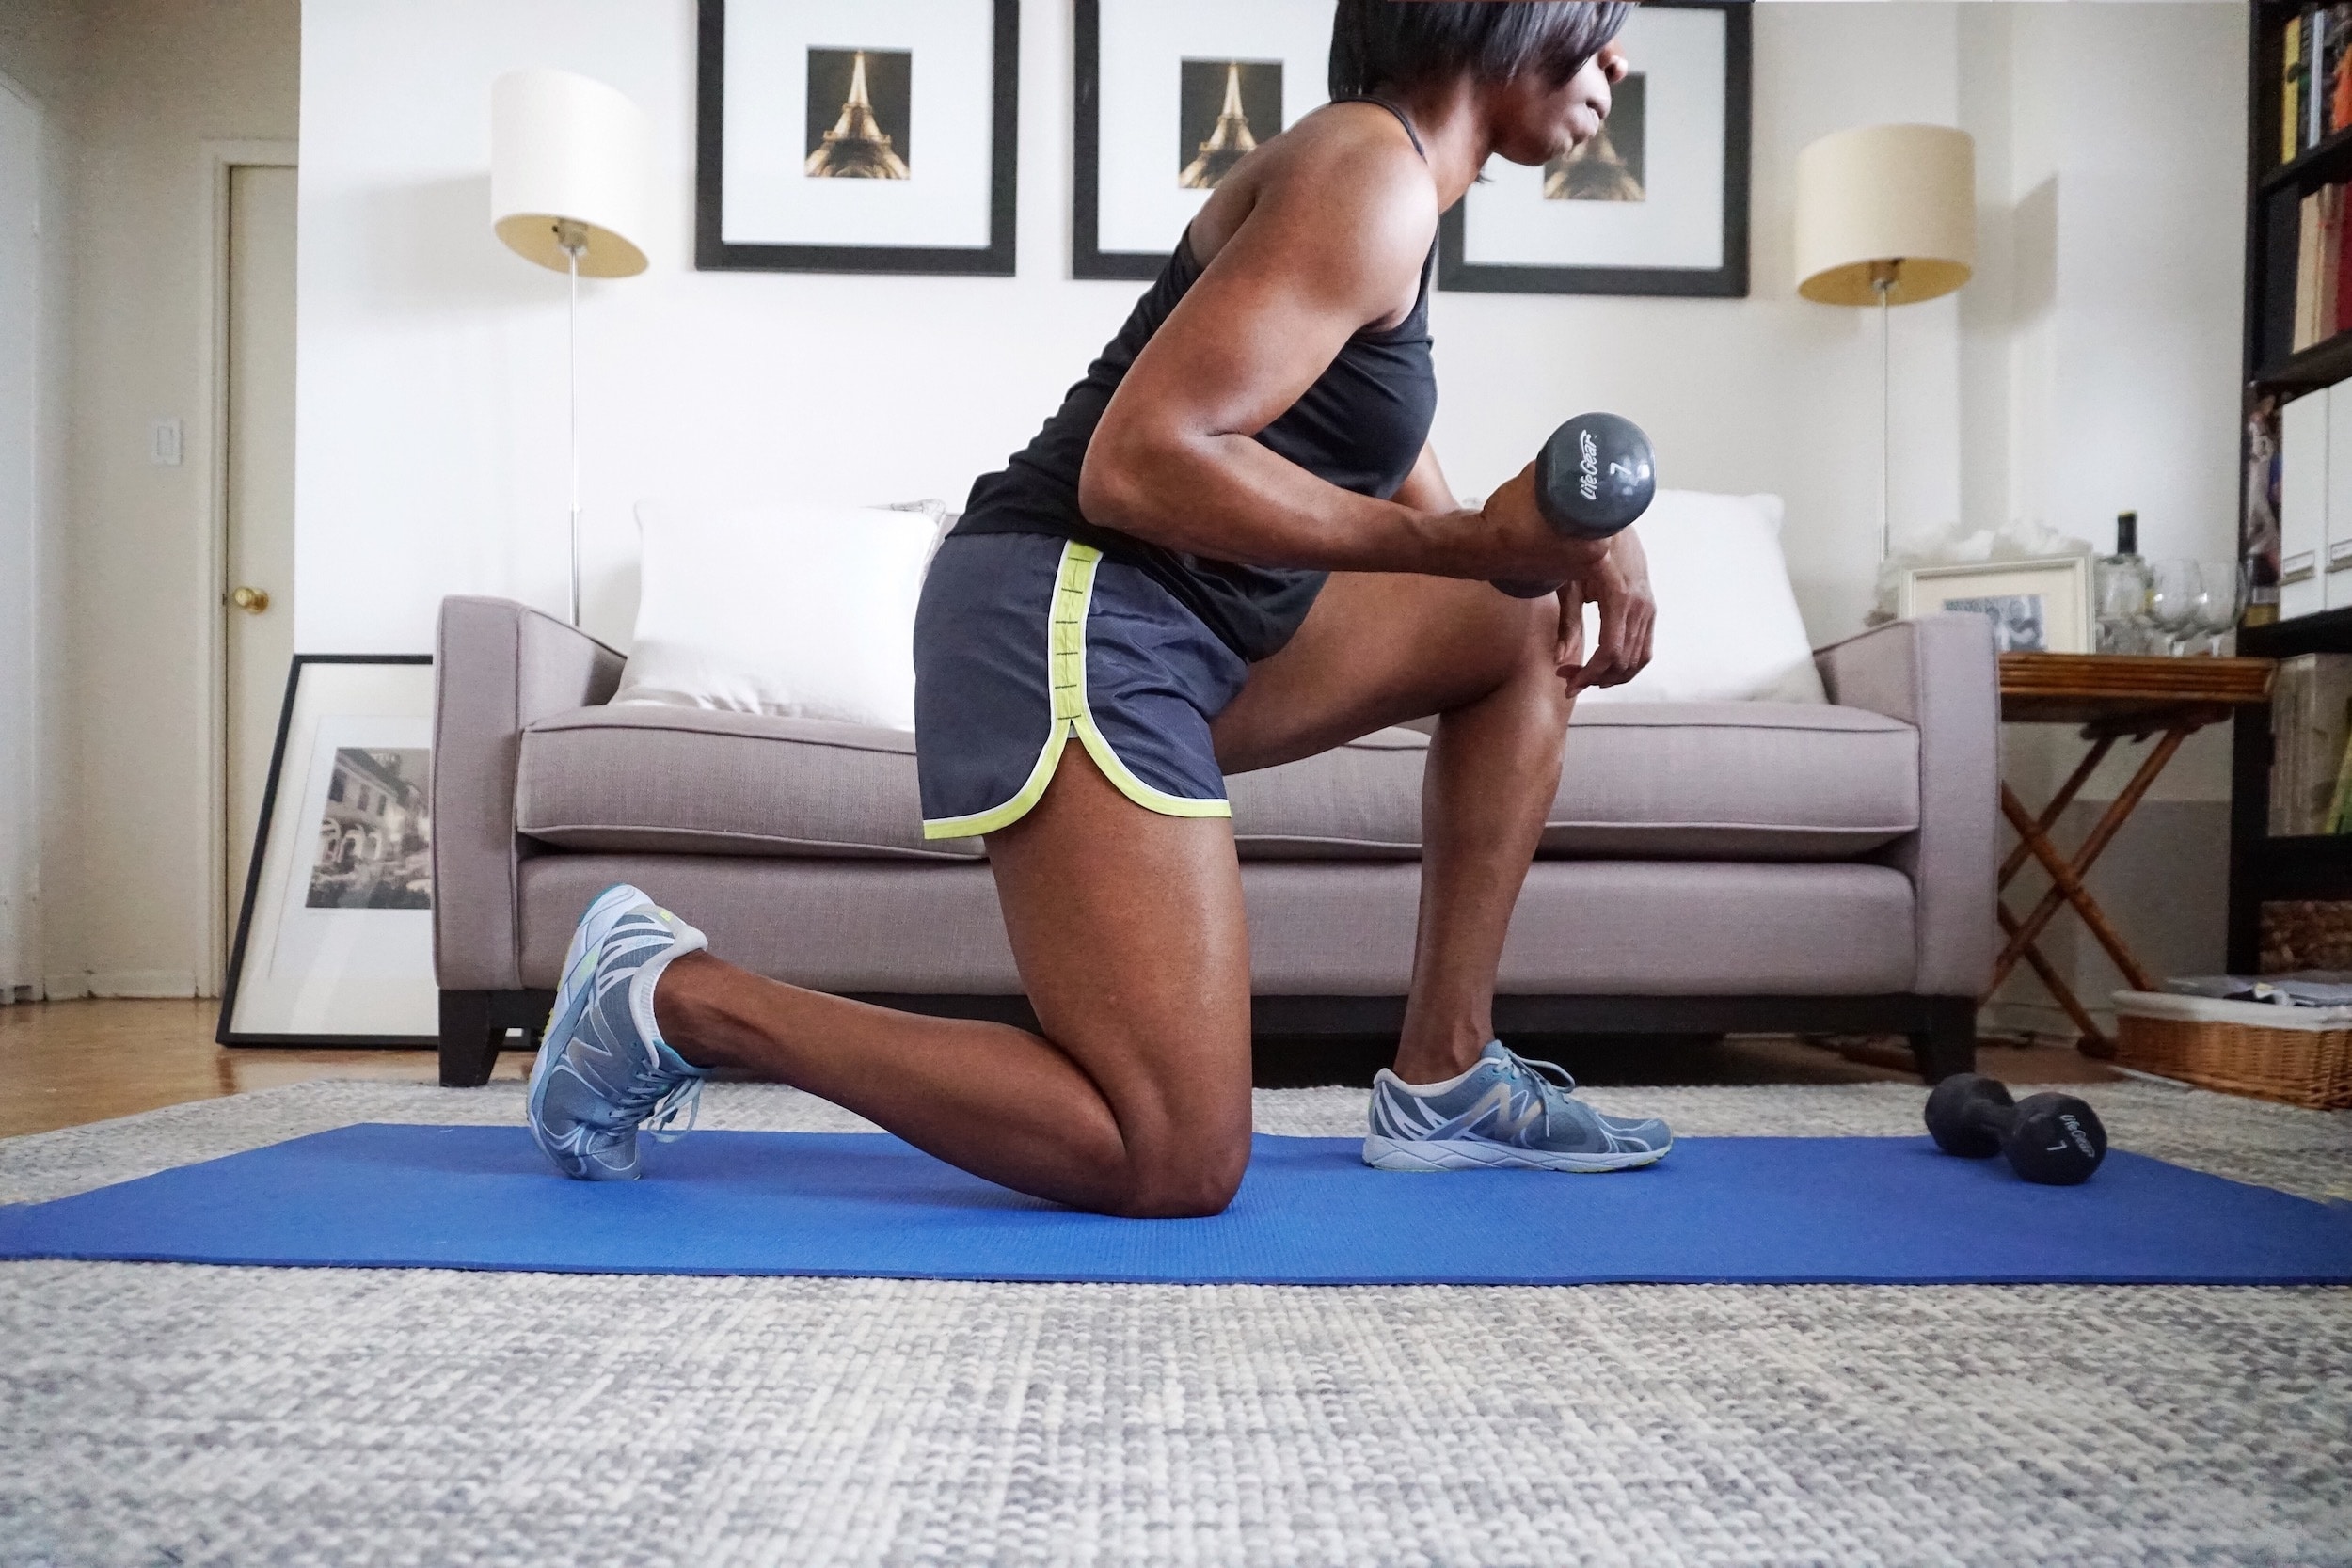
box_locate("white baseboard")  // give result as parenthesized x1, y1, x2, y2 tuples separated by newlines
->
(43, 971, 199, 1000)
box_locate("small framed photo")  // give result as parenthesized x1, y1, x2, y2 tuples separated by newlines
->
(1438, 0, 1751, 298)
(1899, 559, 2095, 655)
(696, 0, 1020, 276)
(1073, 0, 1335, 281)
(218, 656, 438, 1047)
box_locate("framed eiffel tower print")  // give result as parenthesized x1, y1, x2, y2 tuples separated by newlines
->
(1438, 0, 1751, 297)
(1073, 0, 1335, 281)
(696, 0, 1019, 276)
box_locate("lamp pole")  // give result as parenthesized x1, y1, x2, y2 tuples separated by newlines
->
(558, 218, 586, 627)
(1873, 260, 1897, 566)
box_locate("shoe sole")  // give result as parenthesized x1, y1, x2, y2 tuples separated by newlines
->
(1360, 1134, 1671, 1173)
(526, 883, 653, 1176)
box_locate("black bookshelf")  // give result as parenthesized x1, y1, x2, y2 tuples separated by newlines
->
(2230, 604, 2352, 969)
(2260, 119, 2352, 198)
(2233, 8, 2352, 973)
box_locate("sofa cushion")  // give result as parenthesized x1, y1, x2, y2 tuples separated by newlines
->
(516, 704, 981, 861)
(517, 701, 1919, 864)
(1228, 705, 1919, 861)
(520, 854, 1918, 995)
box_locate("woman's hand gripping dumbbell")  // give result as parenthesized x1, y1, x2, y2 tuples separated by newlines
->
(1487, 411, 1658, 598)
(1479, 411, 1659, 692)
(1924, 1074, 2108, 1185)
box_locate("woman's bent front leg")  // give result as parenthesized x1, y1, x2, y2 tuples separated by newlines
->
(651, 747, 1254, 1218)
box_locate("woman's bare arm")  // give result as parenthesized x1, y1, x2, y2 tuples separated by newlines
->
(1077, 118, 1604, 589)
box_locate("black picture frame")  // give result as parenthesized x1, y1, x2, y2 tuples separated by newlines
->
(695, 0, 1021, 277)
(1072, 0, 1152, 282)
(1072, 0, 1336, 281)
(217, 654, 437, 1048)
(1438, 0, 1752, 298)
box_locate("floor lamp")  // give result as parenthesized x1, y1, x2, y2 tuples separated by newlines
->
(490, 69, 652, 627)
(1793, 124, 1976, 566)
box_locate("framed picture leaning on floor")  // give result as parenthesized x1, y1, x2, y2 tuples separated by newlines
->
(1073, 0, 1335, 280)
(218, 656, 439, 1047)
(1438, 0, 1751, 298)
(696, 0, 1021, 276)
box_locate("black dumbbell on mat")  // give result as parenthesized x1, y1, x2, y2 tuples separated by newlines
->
(1491, 411, 1658, 599)
(1924, 1073, 2107, 1186)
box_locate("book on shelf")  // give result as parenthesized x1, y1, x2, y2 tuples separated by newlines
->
(2318, 9, 2332, 150)
(2328, 718, 2352, 833)
(2292, 181, 2352, 351)
(2288, 12, 2303, 164)
(2282, 6, 2352, 163)
(2270, 654, 2352, 836)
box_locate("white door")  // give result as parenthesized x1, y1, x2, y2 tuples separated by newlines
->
(224, 164, 297, 929)
(0, 83, 40, 995)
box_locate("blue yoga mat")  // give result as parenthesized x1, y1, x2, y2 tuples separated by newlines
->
(3, 1126, 2349, 1285)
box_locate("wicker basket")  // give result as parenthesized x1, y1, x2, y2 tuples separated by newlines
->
(2111, 991, 2352, 1110)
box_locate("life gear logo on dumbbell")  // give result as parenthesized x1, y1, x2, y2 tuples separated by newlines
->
(1925, 1074, 2109, 1185)
(1491, 412, 1659, 599)
(2052, 1111, 2097, 1160)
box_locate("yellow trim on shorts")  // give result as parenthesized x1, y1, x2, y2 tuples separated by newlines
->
(921, 540, 1232, 839)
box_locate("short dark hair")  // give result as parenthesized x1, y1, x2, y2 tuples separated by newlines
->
(1328, 1, 1633, 99)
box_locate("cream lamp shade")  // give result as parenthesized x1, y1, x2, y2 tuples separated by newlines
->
(1794, 123, 1975, 306)
(490, 69, 652, 277)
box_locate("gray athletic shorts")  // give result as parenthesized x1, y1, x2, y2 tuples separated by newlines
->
(913, 531, 1248, 839)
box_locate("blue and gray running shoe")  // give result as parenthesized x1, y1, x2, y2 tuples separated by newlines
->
(526, 883, 711, 1181)
(1364, 1040, 1672, 1172)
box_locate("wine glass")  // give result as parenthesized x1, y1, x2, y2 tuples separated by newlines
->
(2192, 561, 2246, 656)
(2146, 560, 2205, 656)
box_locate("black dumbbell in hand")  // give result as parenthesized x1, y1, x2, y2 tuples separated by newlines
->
(1491, 411, 1658, 599)
(1924, 1073, 2108, 1186)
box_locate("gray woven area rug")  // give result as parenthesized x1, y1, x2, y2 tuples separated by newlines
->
(3, 1078, 2348, 1568)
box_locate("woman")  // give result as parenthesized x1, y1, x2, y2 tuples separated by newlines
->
(527, 0, 1671, 1217)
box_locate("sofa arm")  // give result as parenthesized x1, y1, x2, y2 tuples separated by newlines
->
(1814, 613, 1998, 998)
(432, 596, 625, 990)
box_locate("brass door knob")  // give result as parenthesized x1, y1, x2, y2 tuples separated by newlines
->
(230, 586, 271, 615)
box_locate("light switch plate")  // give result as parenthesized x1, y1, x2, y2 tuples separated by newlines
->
(149, 419, 182, 467)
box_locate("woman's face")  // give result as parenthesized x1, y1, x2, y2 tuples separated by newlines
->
(1489, 39, 1629, 166)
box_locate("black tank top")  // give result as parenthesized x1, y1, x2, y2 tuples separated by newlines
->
(950, 99, 1439, 662)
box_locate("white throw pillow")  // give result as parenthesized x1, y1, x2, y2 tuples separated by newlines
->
(1574, 489, 1826, 705)
(617, 499, 941, 732)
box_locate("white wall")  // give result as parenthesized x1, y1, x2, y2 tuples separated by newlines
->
(296, 0, 1994, 653)
(0, 0, 302, 999)
(0, 74, 42, 1001)
(0, 5, 81, 1005)
(1961, 1, 2249, 1033)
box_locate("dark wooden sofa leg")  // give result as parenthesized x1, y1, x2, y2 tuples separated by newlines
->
(1906, 997, 1978, 1084)
(438, 990, 502, 1087)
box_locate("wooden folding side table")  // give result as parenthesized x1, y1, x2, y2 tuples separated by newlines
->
(1993, 653, 2277, 1054)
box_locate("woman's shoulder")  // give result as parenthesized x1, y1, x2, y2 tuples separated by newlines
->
(1188, 102, 1437, 278)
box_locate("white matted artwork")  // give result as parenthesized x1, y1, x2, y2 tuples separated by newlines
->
(220, 656, 438, 1045)
(1439, 0, 1749, 297)
(1075, 0, 1334, 279)
(697, 0, 1019, 275)
(1899, 559, 2094, 655)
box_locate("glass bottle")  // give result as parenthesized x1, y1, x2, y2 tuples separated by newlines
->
(2094, 511, 2152, 655)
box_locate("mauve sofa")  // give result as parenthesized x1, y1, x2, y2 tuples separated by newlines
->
(430, 596, 1998, 1087)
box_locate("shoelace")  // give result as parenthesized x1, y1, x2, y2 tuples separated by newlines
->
(1498, 1046, 1580, 1129)
(637, 1073, 704, 1144)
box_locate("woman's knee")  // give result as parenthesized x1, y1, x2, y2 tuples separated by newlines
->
(1115, 1129, 1251, 1219)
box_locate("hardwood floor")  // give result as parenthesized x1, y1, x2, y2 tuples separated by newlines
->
(1, 998, 2119, 1140)
(0, 999, 524, 1138)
